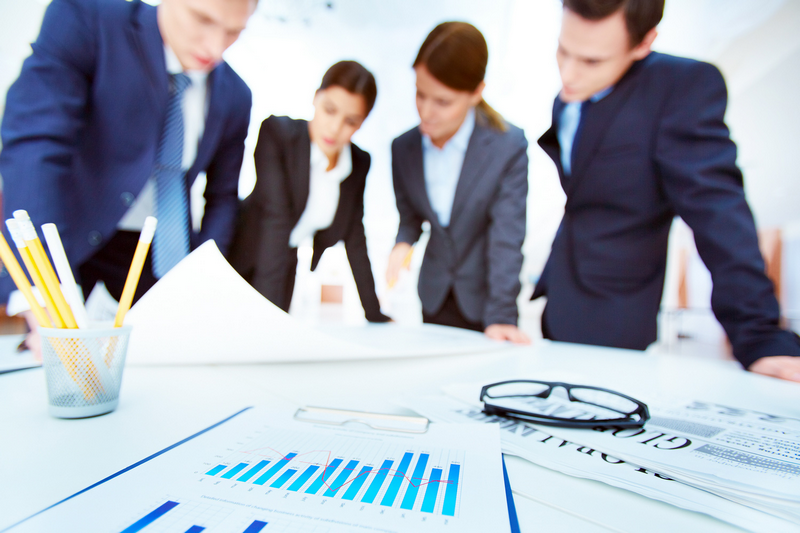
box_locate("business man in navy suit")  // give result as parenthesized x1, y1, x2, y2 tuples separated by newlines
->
(0, 0, 255, 309)
(533, 0, 800, 381)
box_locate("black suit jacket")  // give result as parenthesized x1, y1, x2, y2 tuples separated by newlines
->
(229, 116, 388, 322)
(392, 112, 528, 327)
(534, 52, 800, 367)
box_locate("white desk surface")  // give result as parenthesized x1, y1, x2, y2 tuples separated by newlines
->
(2, 339, 799, 532)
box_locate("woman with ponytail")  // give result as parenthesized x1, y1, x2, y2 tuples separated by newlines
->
(386, 22, 530, 343)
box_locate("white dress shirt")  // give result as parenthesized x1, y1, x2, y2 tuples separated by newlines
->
(288, 142, 353, 248)
(117, 45, 208, 230)
(422, 108, 475, 227)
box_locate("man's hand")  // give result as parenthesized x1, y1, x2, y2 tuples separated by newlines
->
(21, 310, 42, 360)
(484, 324, 531, 345)
(748, 356, 800, 382)
(386, 242, 413, 287)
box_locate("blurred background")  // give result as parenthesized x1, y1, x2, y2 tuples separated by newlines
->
(1, 0, 798, 355)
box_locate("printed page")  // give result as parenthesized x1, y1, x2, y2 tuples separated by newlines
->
(8, 408, 510, 533)
(405, 395, 799, 533)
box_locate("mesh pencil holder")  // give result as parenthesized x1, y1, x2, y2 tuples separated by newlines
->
(39, 325, 132, 418)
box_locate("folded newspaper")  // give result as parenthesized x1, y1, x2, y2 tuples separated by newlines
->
(405, 385, 800, 533)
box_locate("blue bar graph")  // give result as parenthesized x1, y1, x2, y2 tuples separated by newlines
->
(221, 463, 249, 479)
(400, 454, 429, 510)
(420, 468, 442, 513)
(442, 464, 460, 516)
(242, 520, 268, 533)
(253, 453, 297, 485)
(237, 460, 270, 482)
(380, 452, 414, 507)
(305, 459, 343, 494)
(361, 460, 393, 504)
(288, 465, 319, 491)
(324, 460, 359, 496)
(184, 527, 205, 533)
(120, 501, 179, 533)
(205, 465, 226, 476)
(270, 468, 298, 488)
(342, 466, 372, 500)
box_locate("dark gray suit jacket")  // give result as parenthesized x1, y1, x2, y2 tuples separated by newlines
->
(392, 112, 528, 327)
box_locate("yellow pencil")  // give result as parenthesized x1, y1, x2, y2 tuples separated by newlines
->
(14, 211, 78, 329)
(6, 219, 65, 328)
(0, 232, 52, 327)
(114, 216, 157, 327)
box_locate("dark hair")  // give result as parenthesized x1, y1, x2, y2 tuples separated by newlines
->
(413, 21, 506, 131)
(318, 60, 378, 116)
(562, 0, 664, 47)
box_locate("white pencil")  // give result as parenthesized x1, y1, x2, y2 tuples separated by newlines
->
(42, 223, 90, 329)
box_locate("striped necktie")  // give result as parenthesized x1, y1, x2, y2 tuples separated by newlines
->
(152, 73, 192, 278)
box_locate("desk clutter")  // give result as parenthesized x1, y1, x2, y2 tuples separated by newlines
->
(407, 384, 800, 533)
(5, 407, 514, 533)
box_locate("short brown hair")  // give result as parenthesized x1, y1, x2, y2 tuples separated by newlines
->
(562, 0, 664, 47)
(413, 21, 506, 131)
(318, 60, 378, 116)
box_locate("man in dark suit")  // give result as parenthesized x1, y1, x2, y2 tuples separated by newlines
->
(533, 0, 800, 381)
(0, 0, 255, 309)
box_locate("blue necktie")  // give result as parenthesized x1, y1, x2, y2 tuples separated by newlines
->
(152, 73, 191, 278)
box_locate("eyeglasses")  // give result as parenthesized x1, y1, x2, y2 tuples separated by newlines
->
(480, 380, 650, 428)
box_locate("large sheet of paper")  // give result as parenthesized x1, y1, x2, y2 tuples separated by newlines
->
(7, 407, 511, 533)
(442, 381, 800, 526)
(124, 242, 508, 365)
(405, 395, 798, 533)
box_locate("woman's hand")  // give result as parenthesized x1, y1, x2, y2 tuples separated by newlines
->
(484, 324, 531, 345)
(386, 242, 413, 288)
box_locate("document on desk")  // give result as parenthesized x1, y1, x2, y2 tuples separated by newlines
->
(0, 334, 39, 373)
(124, 242, 509, 365)
(7, 407, 511, 533)
(405, 395, 800, 533)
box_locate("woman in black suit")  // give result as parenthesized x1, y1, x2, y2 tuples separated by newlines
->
(229, 61, 390, 322)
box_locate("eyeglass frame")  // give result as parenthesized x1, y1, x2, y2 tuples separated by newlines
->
(479, 379, 651, 428)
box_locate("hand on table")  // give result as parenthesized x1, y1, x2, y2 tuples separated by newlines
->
(21, 310, 42, 360)
(386, 242, 413, 287)
(484, 324, 531, 345)
(748, 356, 800, 382)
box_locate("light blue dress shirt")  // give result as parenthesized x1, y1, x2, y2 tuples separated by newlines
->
(558, 86, 613, 176)
(422, 108, 476, 227)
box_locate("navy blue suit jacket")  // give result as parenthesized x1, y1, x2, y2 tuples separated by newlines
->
(0, 0, 251, 299)
(393, 112, 528, 327)
(534, 52, 800, 368)
(228, 116, 389, 323)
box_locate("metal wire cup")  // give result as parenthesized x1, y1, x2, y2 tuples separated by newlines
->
(39, 325, 132, 418)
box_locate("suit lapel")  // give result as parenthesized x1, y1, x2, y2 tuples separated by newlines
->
(449, 123, 495, 229)
(128, 2, 167, 108)
(404, 130, 440, 229)
(568, 58, 646, 197)
(293, 122, 312, 219)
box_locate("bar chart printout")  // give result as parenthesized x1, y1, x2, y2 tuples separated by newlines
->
(204, 443, 464, 517)
(10, 409, 510, 533)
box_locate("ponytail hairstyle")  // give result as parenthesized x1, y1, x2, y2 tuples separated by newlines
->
(413, 21, 506, 131)
(318, 60, 378, 117)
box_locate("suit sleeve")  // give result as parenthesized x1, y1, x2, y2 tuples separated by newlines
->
(654, 61, 800, 367)
(198, 85, 251, 255)
(483, 131, 529, 327)
(0, 0, 96, 298)
(343, 154, 391, 323)
(391, 139, 425, 245)
(244, 118, 298, 307)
